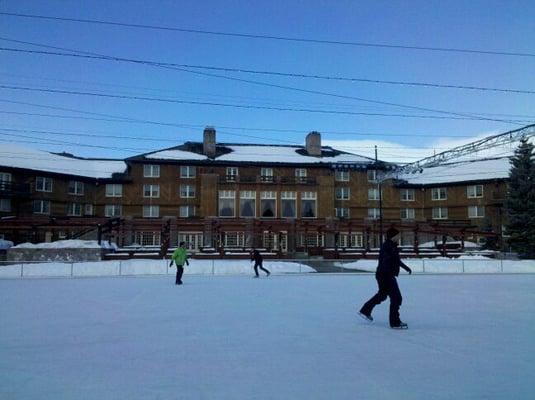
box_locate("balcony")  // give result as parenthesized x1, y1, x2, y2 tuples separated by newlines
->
(218, 175, 317, 185)
(0, 181, 31, 197)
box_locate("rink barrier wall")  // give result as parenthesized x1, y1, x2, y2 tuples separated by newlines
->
(0, 259, 534, 279)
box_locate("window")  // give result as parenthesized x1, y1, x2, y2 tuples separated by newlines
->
(219, 190, 236, 217)
(262, 231, 278, 250)
(367, 169, 377, 182)
(105, 184, 122, 197)
(67, 203, 82, 216)
(143, 184, 160, 198)
(135, 231, 160, 246)
(335, 170, 349, 182)
(35, 176, 53, 192)
(143, 205, 160, 218)
(178, 232, 203, 251)
(432, 207, 448, 219)
(260, 191, 276, 218)
(281, 191, 296, 218)
(179, 205, 196, 218)
(68, 181, 84, 195)
(367, 208, 381, 219)
(260, 168, 274, 182)
(226, 167, 238, 182)
(467, 185, 483, 198)
(224, 232, 245, 247)
(338, 232, 363, 248)
(432, 187, 447, 200)
(336, 187, 350, 200)
(0, 198, 11, 212)
(350, 233, 364, 248)
(400, 189, 415, 201)
(335, 207, 349, 218)
(468, 206, 485, 218)
(84, 204, 94, 216)
(400, 208, 415, 220)
(180, 165, 196, 178)
(0, 173, 11, 192)
(0, 172, 12, 183)
(105, 204, 122, 217)
(33, 200, 50, 214)
(240, 191, 256, 218)
(143, 164, 160, 178)
(300, 233, 324, 247)
(301, 192, 317, 218)
(180, 184, 195, 198)
(368, 188, 381, 201)
(295, 168, 307, 183)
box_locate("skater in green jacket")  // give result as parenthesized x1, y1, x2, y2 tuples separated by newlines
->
(169, 241, 189, 285)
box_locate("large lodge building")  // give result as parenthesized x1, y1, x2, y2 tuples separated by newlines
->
(0, 127, 518, 257)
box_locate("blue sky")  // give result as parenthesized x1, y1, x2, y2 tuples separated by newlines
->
(1, 0, 534, 162)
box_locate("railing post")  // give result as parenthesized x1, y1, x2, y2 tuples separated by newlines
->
(119, 260, 122, 276)
(21, 262, 24, 278)
(422, 259, 425, 273)
(71, 262, 74, 277)
(212, 259, 215, 275)
(462, 259, 465, 273)
(500, 259, 504, 273)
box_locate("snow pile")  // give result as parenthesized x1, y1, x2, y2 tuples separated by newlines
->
(0, 239, 14, 250)
(13, 240, 117, 249)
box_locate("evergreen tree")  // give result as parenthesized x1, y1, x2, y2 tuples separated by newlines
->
(505, 139, 535, 258)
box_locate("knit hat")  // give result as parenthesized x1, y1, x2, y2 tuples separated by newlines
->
(386, 227, 399, 239)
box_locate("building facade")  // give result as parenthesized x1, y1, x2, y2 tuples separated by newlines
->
(0, 128, 510, 255)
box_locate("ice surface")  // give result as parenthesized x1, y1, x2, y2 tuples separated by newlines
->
(1, 274, 534, 399)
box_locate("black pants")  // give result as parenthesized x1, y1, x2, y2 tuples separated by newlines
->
(360, 274, 403, 326)
(175, 265, 184, 284)
(253, 261, 270, 276)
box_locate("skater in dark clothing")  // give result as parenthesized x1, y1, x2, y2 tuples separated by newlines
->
(359, 227, 412, 329)
(169, 241, 189, 285)
(251, 248, 270, 277)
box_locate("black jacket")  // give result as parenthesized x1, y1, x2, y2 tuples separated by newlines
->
(251, 250, 263, 263)
(376, 239, 410, 277)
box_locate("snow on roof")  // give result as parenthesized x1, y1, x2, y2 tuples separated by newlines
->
(145, 144, 374, 164)
(0, 144, 127, 179)
(396, 157, 511, 185)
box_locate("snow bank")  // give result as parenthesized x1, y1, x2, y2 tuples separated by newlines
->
(13, 240, 116, 249)
(0, 239, 14, 250)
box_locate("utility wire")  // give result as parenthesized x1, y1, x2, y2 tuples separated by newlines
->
(2, 47, 533, 95)
(5, 83, 525, 122)
(0, 99, 520, 139)
(1, 11, 534, 58)
(0, 37, 523, 125)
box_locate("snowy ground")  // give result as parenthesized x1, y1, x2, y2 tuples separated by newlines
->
(1, 274, 534, 399)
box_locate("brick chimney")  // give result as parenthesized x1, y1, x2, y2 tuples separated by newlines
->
(305, 131, 321, 157)
(203, 126, 216, 158)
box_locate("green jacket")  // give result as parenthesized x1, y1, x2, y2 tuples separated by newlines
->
(171, 247, 189, 266)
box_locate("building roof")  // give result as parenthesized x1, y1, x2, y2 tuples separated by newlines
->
(395, 157, 511, 185)
(0, 144, 127, 179)
(137, 142, 376, 166)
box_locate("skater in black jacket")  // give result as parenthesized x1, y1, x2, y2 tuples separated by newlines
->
(251, 248, 270, 277)
(359, 227, 412, 329)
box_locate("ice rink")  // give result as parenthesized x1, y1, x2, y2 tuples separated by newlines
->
(1, 274, 534, 399)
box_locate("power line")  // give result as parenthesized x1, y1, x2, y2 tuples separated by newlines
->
(5, 83, 526, 122)
(2, 47, 533, 95)
(0, 100, 519, 139)
(0, 37, 524, 125)
(0, 127, 460, 150)
(1, 11, 534, 58)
